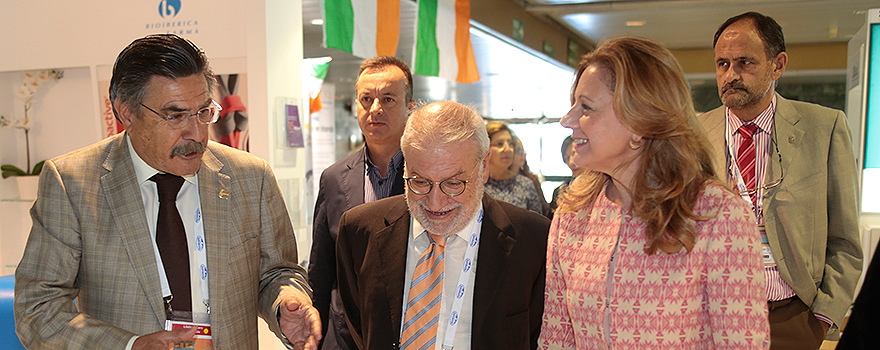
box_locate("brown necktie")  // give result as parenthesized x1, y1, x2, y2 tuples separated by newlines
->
(150, 173, 192, 314)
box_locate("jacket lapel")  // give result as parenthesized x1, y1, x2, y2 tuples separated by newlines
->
(197, 147, 231, 318)
(373, 198, 411, 338)
(101, 133, 167, 325)
(343, 148, 367, 209)
(390, 158, 406, 196)
(471, 194, 516, 339)
(762, 94, 802, 270)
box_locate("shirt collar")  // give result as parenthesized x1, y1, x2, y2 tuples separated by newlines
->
(725, 94, 777, 135)
(411, 202, 484, 243)
(125, 133, 197, 186)
(364, 146, 404, 174)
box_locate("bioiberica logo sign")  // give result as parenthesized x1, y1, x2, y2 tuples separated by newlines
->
(159, 0, 181, 18)
(146, 0, 201, 35)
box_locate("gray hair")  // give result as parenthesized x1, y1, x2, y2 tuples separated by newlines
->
(401, 101, 489, 162)
(109, 34, 214, 122)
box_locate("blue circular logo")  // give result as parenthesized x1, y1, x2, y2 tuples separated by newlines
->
(449, 311, 458, 326)
(477, 209, 484, 223)
(469, 234, 478, 247)
(158, 0, 181, 18)
(196, 235, 205, 251)
(462, 258, 472, 272)
(200, 264, 208, 280)
(195, 208, 201, 224)
(457, 284, 465, 299)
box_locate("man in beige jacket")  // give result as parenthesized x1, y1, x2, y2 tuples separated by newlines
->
(701, 12, 861, 350)
(14, 34, 320, 350)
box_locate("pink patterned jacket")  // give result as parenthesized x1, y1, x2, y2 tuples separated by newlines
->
(539, 182, 770, 349)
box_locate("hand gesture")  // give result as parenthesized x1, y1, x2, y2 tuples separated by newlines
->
(132, 327, 198, 350)
(279, 296, 322, 350)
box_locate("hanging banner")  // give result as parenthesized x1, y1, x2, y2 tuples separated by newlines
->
(414, 0, 479, 83)
(323, 0, 400, 58)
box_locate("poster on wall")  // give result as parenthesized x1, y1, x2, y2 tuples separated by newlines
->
(286, 105, 304, 148)
(211, 74, 249, 151)
(97, 77, 125, 139)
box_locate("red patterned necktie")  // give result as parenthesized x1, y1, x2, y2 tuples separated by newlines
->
(401, 233, 446, 350)
(150, 173, 192, 314)
(736, 124, 759, 202)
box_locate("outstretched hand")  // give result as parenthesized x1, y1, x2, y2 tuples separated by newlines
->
(279, 296, 322, 350)
(132, 327, 198, 350)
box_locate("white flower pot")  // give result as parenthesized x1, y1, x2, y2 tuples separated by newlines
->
(15, 175, 40, 200)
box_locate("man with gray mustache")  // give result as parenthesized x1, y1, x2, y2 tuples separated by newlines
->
(699, 12, 861, 350)
(14, 34, 320, 350)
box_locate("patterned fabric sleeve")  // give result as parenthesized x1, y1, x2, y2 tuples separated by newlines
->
(703, 186, 770, 349)
(539, 215, 576, 349)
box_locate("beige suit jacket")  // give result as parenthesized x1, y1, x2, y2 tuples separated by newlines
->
(700, 93, 862, 327)
(14, 133, 310, 349)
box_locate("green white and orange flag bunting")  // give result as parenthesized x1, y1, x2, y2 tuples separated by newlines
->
(303, 57, 331, 113)
(414, 0, 479, 83)
(323, 0, 400, 58)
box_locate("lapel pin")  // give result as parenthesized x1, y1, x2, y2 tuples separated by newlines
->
(788, 135, 796, 143)
(219, 189, 229, 199)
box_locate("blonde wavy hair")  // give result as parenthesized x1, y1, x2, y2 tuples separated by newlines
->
(559, 36, 720, 255)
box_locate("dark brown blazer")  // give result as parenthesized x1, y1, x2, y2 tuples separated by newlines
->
(336, 193, 549, 350)
(309, 147, 405, 349)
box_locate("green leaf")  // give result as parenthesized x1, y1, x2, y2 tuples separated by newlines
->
(1, 164, 27, 178)
(31, 160, 45, 176)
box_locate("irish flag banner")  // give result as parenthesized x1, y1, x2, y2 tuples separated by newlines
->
(323, 0, 400, 58)
(414, 0, 479, 83)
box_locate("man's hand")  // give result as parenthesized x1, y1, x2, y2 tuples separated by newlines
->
(280, 296, 322, 350)
(132, 327, 198, 350)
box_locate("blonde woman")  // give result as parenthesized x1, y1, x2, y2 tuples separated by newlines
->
(539, 36, 769, 349)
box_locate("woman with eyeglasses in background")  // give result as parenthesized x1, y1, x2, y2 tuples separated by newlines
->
(539, 36, 769, 349)
(508, 136, 551, 216)
(483, 121, 544, 214)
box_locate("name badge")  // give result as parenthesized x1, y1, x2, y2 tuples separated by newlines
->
(166, 311, 213, 350)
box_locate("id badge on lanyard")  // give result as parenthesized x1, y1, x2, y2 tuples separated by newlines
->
(726, 122, 776, 267)
(440, 208, 483, 350)
(165, 205, 214, 349)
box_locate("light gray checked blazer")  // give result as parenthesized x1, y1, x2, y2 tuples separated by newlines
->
(14, 132, 311, 349)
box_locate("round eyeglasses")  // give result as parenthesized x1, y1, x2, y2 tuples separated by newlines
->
(141, 100, 223, 129)
(405, 177, 470, 196)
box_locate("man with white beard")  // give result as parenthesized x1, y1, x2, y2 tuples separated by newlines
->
(336, 101, 550, 350)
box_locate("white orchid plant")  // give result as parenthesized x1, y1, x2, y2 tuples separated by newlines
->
(1, 69, 63, 178)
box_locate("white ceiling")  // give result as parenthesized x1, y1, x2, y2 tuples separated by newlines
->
(523, 0, 877, 49)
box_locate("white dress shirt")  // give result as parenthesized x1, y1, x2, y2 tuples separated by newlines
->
(400, 205, 483, 350)
(125, 136, 210, 348)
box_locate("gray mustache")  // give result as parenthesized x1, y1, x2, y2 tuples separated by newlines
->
(722, 81, 747, 93)
(170, 141, 206, 158)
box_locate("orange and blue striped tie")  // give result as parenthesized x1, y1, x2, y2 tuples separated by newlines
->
(401, 233, 446, 350)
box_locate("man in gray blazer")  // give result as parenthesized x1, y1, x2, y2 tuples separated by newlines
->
(14, 34, 320, 350)
(701, 12, 861, 350)
(309, 56, 414, 350)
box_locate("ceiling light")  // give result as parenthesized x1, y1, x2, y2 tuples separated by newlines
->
(311, 19, 324, 26)
(626, 21, 645, 27)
